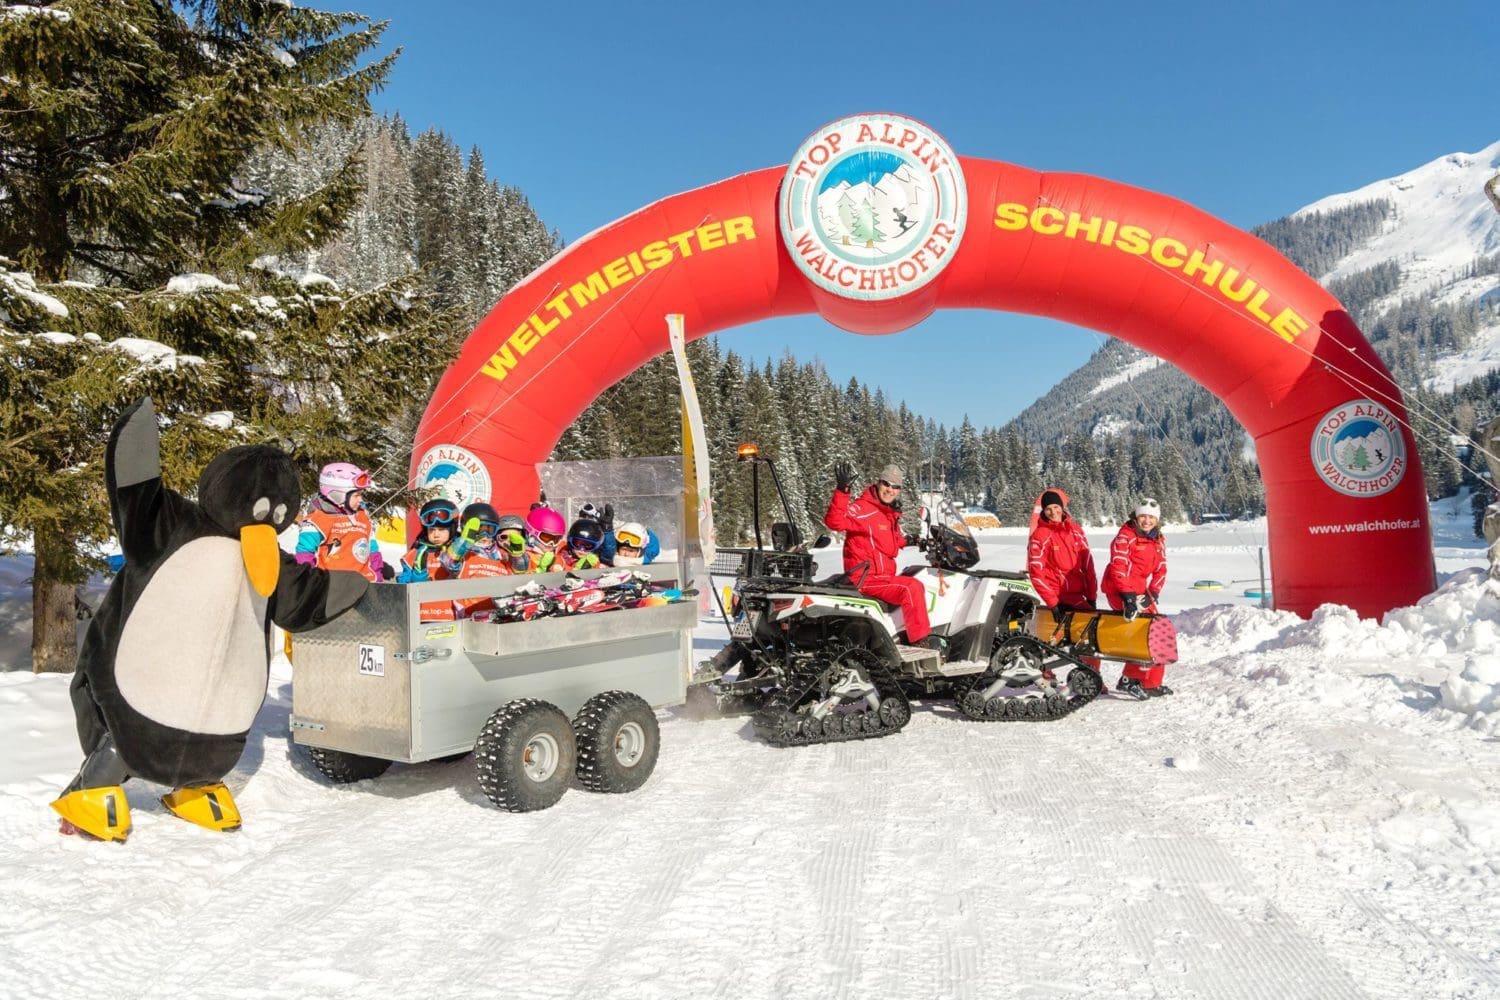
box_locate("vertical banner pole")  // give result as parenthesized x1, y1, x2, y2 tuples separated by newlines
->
(667, 313, 716, 586)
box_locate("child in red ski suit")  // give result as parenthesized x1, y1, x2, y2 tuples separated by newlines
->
(1102, 497, 1171, 698)
(824, 461, 933, 647)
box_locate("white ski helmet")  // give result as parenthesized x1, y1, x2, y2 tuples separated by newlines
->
(319, 462, 371, 511)
(613, 522, 648, 564)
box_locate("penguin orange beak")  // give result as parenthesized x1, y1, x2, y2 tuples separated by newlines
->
(240, 524, 280, 598)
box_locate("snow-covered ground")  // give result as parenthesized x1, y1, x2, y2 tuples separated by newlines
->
(2, 502, 1498, 999)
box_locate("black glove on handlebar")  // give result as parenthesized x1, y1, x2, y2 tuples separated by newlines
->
(834, 460, 854, 492)
(903, 531, 920, 548)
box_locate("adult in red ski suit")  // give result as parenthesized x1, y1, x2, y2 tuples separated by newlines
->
(1026, 488, 1097, 610)
(824, 461, 933, 646)
(1102, 497, 1172, 697)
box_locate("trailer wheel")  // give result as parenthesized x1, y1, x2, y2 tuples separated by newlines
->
(305, 746, 391, 784)
(573, 691, 660, 794)
(474, 699, 576, 812)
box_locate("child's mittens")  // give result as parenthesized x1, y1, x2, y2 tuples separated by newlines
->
(537, 550, 556, 572)
(575, 552, 600, 570)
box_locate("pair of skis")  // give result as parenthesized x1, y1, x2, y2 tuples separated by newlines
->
(468, 571, 688, 624)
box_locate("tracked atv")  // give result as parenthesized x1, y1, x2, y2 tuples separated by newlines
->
(692, 449, 1170, 747)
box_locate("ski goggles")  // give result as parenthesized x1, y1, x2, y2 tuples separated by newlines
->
(615, 529, 645, 548)
(536, 530, 563, 546)
(499, 529, 526, 550)
(569, 535, 600, 552)
(420, 507, 457, 528)
(349, 470, 372, 490)
(474, 519, 499, 537)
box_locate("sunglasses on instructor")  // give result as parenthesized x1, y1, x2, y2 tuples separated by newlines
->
(878, 479, 902, 492)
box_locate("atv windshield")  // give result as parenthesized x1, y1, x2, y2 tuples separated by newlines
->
(928, 494, 977, 545)
(923, 493, 981, 571)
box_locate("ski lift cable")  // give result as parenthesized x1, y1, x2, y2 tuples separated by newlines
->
(359, 276, 566, 495)
(364, 218, 707, 516)
(1042, 211, 1500, 487)
(1085, 331, 1216, 512)
(1138, 275, 1500, 488)
(1081, 328, 1269, 568)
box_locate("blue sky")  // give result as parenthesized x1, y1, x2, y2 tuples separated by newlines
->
(353, 0, 1496, 429)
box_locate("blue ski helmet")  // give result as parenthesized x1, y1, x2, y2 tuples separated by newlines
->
(418, 498, 459, 530)
(567, 517, 605, 553)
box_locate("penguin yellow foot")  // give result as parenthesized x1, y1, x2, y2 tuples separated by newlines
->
(161, 783, 241, 833)
(51, 786, 131, 842)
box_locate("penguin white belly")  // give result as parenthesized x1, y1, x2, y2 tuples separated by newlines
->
(115, 536, 270, 735)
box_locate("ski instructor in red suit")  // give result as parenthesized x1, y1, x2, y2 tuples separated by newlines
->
(824, 461, 936, 648)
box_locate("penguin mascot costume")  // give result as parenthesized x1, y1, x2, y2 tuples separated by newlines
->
(53, 397, 370, 841)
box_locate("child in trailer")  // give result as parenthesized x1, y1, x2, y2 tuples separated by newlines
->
(561, 516, 606, 571)
(428, 502, 513, 620)
(494, 514, 536, 573)
(605, 521, 660, 567)
(451, 502, 509, 576)
(397, 498, 460, 583)
(1102, 497, 1172, 698)
(525, 506, 569, 572)
(296, 462, 393, 582)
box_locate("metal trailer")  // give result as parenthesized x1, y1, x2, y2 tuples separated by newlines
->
(289, 563, 695, 812)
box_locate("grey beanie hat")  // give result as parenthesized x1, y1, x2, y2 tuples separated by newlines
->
(878, 464, 904, 487)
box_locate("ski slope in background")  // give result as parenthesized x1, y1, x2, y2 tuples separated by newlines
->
(1, 500, 1497, 999)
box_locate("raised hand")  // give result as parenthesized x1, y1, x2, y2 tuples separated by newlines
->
(834, 460, 854, 492)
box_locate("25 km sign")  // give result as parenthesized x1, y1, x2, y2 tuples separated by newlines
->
(358, 643, 385, 677)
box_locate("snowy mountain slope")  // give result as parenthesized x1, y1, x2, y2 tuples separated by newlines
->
(1296, 139, 1500, 296)
(1296, 139, 1500, 391)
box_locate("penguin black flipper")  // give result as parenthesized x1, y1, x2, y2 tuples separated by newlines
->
(271, 554, 370, 634)
(106, 396, 195, 566)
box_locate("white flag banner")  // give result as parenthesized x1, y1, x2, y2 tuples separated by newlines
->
(667, 313, 715, 563)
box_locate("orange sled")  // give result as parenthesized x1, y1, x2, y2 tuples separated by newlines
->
(1030, 607, 1178, 665)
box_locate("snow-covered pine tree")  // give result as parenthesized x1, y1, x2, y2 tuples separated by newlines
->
(0, 0, 448, 672)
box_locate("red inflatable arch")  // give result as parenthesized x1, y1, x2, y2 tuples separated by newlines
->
(413, 113, 1434, 619)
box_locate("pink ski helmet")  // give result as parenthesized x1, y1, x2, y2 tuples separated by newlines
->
(526, 505, 567, 545)
(319, 462, 371, 511)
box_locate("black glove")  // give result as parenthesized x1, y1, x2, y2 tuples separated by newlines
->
(834, 460, 854, 492)
(1119, 593, 1140, 622)
(601, 502, 614, 533)
(379, 563, 396, 582)
(903, 531, 920, 547)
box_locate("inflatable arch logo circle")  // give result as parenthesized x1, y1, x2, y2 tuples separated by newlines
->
(414, 444, 493, 508)
(1310, 399, 1408, 497)
(779, 112, 966, 302)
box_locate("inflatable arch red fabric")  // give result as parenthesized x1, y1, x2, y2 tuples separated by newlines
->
(413, 115, 1434, 618)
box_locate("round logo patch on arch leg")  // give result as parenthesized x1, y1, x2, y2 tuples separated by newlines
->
(1309, 399, 1408, 497)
